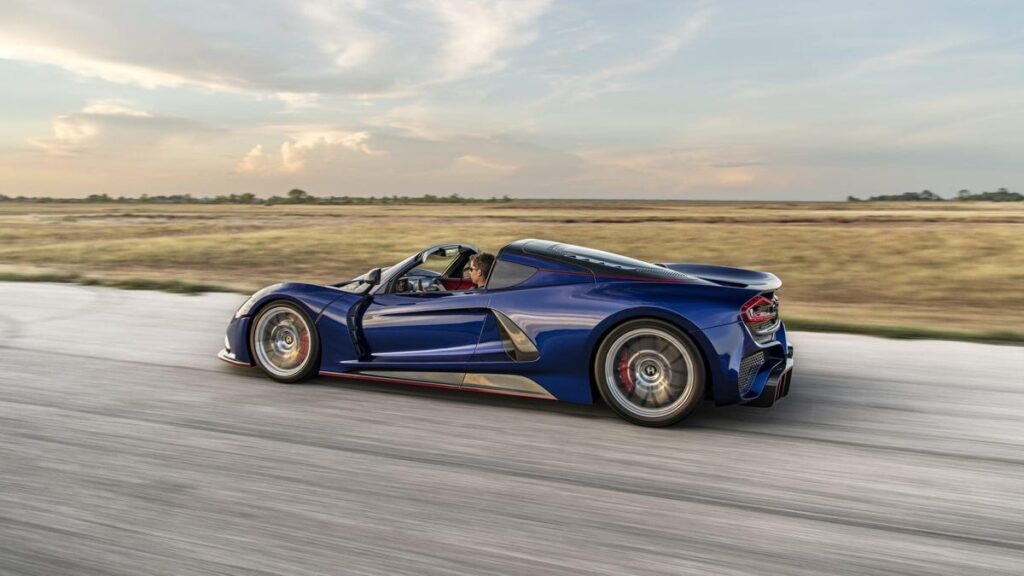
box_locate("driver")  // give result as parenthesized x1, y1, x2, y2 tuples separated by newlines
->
(468, 253, 495, 289)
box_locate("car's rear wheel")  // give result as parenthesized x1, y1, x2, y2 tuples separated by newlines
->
(250, 301, 320, 383)
(594, 319, 705, 426)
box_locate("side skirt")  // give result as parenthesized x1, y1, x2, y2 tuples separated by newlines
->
(319, 370, 557, 401)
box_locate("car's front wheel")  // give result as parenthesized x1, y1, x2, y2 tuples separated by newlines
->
(594, 319, 705, 426)
(250, 301, 320, 383)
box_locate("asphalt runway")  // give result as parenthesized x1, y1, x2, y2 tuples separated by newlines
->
(1, 282, 1022, 575)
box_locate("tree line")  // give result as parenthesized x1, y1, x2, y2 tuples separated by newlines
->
(847, 188, 1022, 202)
(0, 189, 513, 205)
(1, 187, 1020, 203)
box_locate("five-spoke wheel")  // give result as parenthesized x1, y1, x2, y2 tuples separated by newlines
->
(250, 302, 319, 383)
(594, 319, 705, 426)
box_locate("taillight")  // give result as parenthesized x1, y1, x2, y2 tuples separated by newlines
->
(741, 295, 778, 325)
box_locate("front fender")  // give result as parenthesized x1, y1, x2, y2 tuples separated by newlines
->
(227, 282, 351, 367)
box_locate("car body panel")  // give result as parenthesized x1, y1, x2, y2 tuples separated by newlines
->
(221, 239, 794, 409)
(361, 291, 492, 364)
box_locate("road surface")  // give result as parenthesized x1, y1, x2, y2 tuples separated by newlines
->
(0, 282, 1022, 575)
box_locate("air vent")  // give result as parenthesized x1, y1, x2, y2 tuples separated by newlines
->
(738, 351, 765, 396)
(492, 310, 539, 361)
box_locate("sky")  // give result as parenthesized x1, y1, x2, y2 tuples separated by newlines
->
(1, 0, 1022, 200)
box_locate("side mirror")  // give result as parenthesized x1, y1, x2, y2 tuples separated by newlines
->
(366, 268, 382, 285)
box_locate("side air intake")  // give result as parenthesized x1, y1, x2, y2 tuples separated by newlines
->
(492, 310, 539, 361)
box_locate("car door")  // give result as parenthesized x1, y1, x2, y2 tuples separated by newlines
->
(360, 290, 492, 365)
(357, 242, 487, 367)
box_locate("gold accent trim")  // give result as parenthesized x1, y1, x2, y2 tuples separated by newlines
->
(346, 370, 555, 400)
(356, 370, 466, 386)
(463, 373, 555, 399)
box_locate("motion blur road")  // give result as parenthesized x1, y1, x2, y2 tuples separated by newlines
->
(1, 282, 1022, 575)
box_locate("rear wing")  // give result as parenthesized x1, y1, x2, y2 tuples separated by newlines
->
(658, 263, 782, 291)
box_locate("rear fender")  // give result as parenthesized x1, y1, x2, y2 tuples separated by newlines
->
(584, 307, 725, 402)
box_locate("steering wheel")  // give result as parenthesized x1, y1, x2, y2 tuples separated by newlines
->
(395, 276, 447, 293)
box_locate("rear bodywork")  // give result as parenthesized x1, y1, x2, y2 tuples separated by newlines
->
(220, 239, 793, 407)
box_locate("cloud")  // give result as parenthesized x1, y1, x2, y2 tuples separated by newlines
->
(29, 100, 216, 156)
(80, 99, 153, 117)
(544, 8, 710, 102)
(0, 1, 552, 100)
(236, 128, 381, 174)
(851, 39, 969, 74)
(273, 92, 321, 112)
(31, 115, 101, 156)
(431, 0, 552, 80)
(451, 154, 519, 176)
(366, 105, 448, 141)
(737, 37, 972, 101)
(574, 147, 777, 193)
(365, 104, 494, 142)
(236, 145, 273, 175)
(0, 42, 215, 90)
(232, 129, 581, 198)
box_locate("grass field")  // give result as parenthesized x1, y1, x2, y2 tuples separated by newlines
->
(1, 201, 1022, 343)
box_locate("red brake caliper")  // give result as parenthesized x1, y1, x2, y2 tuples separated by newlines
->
(617, 350, 634, 393)
(298, 331, 310, 360)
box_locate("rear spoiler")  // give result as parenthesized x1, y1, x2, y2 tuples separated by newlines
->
(658, 263, 782, 291)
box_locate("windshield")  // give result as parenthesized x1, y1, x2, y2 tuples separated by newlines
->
(417, 247, 460, 274)
(338, 266, 391, 294)
(351, 244, 478, 295)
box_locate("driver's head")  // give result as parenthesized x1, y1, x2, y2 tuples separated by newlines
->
(468, 253, 494, 288)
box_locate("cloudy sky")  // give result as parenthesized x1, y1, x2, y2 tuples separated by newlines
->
(1, 0, 1022, 199)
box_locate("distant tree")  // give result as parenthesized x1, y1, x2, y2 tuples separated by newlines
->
(846, 195, 861, 202)
(287, 188, 309, 203)
(2, 192, 523, 204)
(866, 190, 944, 201)
(952, 187, 1022, 202)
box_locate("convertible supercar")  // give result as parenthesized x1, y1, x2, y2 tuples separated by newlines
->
(218, 239, 793, 426)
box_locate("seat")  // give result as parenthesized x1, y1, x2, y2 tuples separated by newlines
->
(440, 278, 475, 291)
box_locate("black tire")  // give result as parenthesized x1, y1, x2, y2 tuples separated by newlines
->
(594, 318, 705, 427)
(249, 301, 320, 383)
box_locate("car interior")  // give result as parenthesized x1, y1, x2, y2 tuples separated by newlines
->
(391, 246, 484, 294)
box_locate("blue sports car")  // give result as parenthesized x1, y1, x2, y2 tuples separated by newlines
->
(218, 239, 793, 426)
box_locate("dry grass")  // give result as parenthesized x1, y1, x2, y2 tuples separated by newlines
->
(2, 201, 1022, 340)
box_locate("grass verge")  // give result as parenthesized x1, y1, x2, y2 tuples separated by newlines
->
(0, 272, 239, 295)
(785, 317, 1024, 345)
